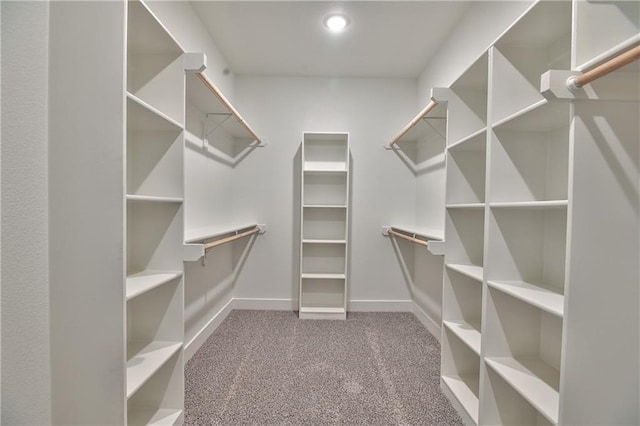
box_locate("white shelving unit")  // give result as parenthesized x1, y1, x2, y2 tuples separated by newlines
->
(125, 1, 185, 423)
(439, 1, 640, 425)
(299, 133, 350, 320)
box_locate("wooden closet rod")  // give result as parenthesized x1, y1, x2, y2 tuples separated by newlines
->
(196, 72, 262, 143)
(568, 45, 640, 90)
(388, 229, 429, 247)
(388, 100, 439, 147)
(203, 227, 260, 250)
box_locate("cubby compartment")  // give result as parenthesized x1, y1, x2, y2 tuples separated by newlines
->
(303, 172, 347, 206)
(127, 96, 184, 199)
(300, 278, 345, 310)
(445, 208, 485, 281)
(483, 288, 562, 425)
(126, 279, 183, 400)
(127, 0, 184, 125)
(573, 0, 640, 70)
(448, 53, 488, 144)
(302, 208, 346, 241)
(482, 364, 554, 426)
(446, 130, 486, 205)
(301, 243, 346, 276)
(127, 349, 184, 426)
(441, 327, 481, 425)
(303, 133, 349, 171)
(490, 102, 569, 204)
(127, 201, 183, 274)
(491, 1, 571, 123)
(443, 267, 482, 355)
(487, 207, 566, 317)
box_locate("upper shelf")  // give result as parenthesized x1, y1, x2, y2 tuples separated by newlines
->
(186, 71, 262, 146)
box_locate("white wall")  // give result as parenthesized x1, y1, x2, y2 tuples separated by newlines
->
(1, 2, 52, 423)
(232, 76, 418, 309)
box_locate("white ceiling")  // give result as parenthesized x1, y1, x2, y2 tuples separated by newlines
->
(191, 1, 471, 79)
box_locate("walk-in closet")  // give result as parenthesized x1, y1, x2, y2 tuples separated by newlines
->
(2, 0, 638, 424)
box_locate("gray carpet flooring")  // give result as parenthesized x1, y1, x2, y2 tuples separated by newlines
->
(185, 310, 463, 425)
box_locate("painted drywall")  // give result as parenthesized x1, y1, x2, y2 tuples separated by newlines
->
(231, 76, 418, 307)
(145, 0, 235, 100)
(1, 2, 52, 423)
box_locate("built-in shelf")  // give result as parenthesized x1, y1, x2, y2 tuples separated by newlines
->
(184, 223, 259, 244)
(488, 280, 564, 318)
(485, 356, 560, 425)
(126, 341, 182, 399)
(446, 203, 485, 209)
(492, 99, 569, 132)
(489, 200, 568, 209)
(126, 271, 182, 301)
(387, 225, 444, 242)
(302, 239, 346, 244)
(301, 273, 346, 280)
(448, 127, 487, 152)
(446, 263, 484, 283)
(303, 204, 347, 209)
(443, 320, 481, 355)
(128, 408, 183, 426)
(303, 168, 348, 174)
(127, 92, 184, 131)
(299, 306, 346, 314)
(442, 374, 480, 425)
(126, 194, 183, 204)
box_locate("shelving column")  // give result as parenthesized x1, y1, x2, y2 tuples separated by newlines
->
(299, 133, 350, 320)
(439, 52, 489, 426)
(125, 0, 185, 424)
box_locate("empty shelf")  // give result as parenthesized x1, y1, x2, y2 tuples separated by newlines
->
(128, 408, 183, 426)
(302, 239, 346, 244)
(488, 280, 564, 317)
(126, 341, 182, 399)
(301, 273, 346, 280)
(446, 264, 484, 282)
(489, 200, 568, 209)
(443, 320, 481, 355)
(126, 194, 183, 204)
(126, 271, 182, 301)
(485, 356, 559, 425)
(303, 167, 348, 173)
(442, 374, 479, 425)
(446, 203, 486, 209)
(303, 204, 347, 209)
(299, 306, 346, 314)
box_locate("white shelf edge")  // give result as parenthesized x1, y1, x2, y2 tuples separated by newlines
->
(126, 194, 184, 204)
(445, 264, 484, 282)
(443, 320, 482, 356)
(387, 225, 444, 241)
(576, 34, 640, 72)
(301, 273, 346, 280)
(447, 126, 487, 151)
(126, 92, 184, 130)
(488, 280, 564, 317)
(126, 341, 182, 399)
(128, 408, 183, 426)
(299, 306, 346, 314)
(489, 200, 568, 209)
(491, 98, 548, 129)
(441, 374, 480, 425)
(303, 204, 347, 209)
(302, 239, 346, 244)
(485, 357, 560, 425)
(303, 168, 348, 173)
(126, 270, 182, 301)
(446, 203, 486, 209)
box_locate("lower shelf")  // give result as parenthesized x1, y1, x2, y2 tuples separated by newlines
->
(485, 356, 559, 425)
(442, 374, 479, 425)
(443, 320, 481, 355)
(446, 263, 484, 282)
(126, 341, 182, 399)
(128, 408, 183, 426)
(299, 306, 346, 320)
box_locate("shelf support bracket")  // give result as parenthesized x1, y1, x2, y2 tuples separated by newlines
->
(540, 69, 639, 102)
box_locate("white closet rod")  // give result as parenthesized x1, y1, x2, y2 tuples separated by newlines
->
(568, 45, 640, 90)
(388, 229, 429, 247)
(196, 72, 262, 143)
(388, 100, 439, 148)
(203, 227, 260, 250)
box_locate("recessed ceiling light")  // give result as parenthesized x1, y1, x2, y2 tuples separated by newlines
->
(324, 14, 349, 32)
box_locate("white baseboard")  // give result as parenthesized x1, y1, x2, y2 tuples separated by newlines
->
(347, 299, 413, 312)
(232, 297, 297, 311)
(184, 298, 233, 361)
(412, 301, 441, 342)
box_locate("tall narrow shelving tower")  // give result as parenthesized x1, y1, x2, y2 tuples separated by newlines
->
(125, 1, 185, 423)
(299, 133, 350, 320)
